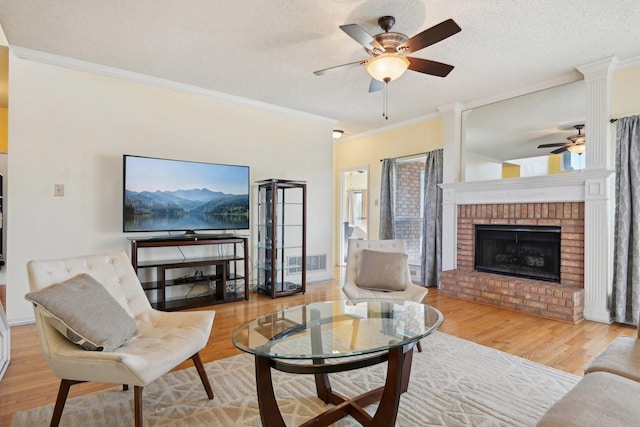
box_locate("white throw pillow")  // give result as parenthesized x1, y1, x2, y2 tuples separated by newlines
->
(25, 273, 137, 351)
(356, 249, 408, 291)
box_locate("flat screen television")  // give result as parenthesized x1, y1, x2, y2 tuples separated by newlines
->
(123, 155, 250, 233)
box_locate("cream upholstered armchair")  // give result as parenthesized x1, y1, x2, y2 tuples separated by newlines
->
(342, 239, 428, 302)
(342, 239, 429, 351)
(26, 251, 215, 427)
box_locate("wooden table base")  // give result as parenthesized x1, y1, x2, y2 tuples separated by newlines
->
(255, 344, 414, 427)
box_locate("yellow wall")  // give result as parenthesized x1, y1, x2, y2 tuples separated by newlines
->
(612, 65, 640, 118)
(333, 118, 443, 262)
(0, 107, 7, 152)
(547, 154, 562, 174)
(501, 162, 520, 178)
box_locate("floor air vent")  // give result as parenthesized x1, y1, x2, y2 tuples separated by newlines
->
(287, 254, 327, 274)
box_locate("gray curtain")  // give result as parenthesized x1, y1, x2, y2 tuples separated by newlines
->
(612, 115, 640, 325)
(421, 149, 443, 287)
(379, 158, 396, 239)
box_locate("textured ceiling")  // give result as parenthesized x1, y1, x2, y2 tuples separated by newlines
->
(0, 0, 639, 139)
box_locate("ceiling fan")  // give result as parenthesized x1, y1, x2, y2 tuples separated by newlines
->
(537, 125, 587, 155)
(313, 15, 461, 93)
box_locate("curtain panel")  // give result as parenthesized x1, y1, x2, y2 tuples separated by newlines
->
(612, 115, 640, 325)
(421, 149, 443, 287)
(379, 159, 396, 239)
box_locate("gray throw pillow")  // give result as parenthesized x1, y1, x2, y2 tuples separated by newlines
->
(25, 273, 137, 351)
(356, 249, 408, 291)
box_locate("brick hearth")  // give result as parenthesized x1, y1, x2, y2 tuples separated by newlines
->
(440, 202, 585, 323)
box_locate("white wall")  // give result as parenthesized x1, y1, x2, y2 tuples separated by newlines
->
(462, 154, 502, 181)
(6, 55, 334, 322)
(509, 155, 554, 177)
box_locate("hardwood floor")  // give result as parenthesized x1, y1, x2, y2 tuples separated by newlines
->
(0, 274, 636, 426)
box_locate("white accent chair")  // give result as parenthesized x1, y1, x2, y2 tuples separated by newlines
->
(342, 239, 428, 302)
(26, 251, 215, 427)
(342, 240, 429, 351)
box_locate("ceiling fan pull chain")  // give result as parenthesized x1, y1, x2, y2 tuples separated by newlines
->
(383, 83, 387, 119)
(383, 78, 390, 120)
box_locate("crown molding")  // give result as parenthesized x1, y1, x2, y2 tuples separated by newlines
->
(338, 111, 441, 143)
(616, 54, 640, 70)
(9, 46, 334, 125)
(577, 56, 618, 80)
(462, 72, 582, 111)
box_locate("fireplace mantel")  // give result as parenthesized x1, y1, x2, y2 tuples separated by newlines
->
(440, 168, 615, 323)
(440, 169, 613, 205)
(437, 57, 618, 323)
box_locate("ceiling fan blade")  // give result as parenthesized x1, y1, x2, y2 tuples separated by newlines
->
(369, 78, 384, 93)
(407, 57, 454, 77)
(551, 147, 569, 154)
(313, 60, 366, 76)
(537, 142, 570, 148)
(340, 24, 384, 51)
(398, 19, 461, 54)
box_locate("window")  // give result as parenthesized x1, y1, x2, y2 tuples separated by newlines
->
(394, 158, 426, 280)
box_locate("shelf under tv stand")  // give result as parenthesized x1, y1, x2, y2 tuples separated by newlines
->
(129, 235, 249, 311)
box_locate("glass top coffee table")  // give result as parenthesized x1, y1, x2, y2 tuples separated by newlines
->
(232, 299, 443, 427)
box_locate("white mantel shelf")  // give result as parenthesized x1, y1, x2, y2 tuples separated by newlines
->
(440, 169, 614, 205)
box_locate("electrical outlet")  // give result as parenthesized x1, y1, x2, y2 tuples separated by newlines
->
(54, 184, 64, 197)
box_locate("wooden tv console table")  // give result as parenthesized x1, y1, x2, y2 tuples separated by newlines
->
(129, 235, 249, 311)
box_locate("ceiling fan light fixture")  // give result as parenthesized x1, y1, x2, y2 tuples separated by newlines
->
(366, 54, 410, 82)
(567, 144, 586, 154)
(568, 135, 586, 144)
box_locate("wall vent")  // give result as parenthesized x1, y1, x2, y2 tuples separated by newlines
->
(286, 254, 327, 274)
(408, 263, 421, 282)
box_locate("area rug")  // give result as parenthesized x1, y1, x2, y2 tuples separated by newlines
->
(10, 332, 579, 426)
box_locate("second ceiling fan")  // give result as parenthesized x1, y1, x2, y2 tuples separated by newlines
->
(314, 15, 461, 93)
(537, 124, 587, 154)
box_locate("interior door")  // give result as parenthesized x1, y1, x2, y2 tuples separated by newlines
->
(339, 167, 368, 266)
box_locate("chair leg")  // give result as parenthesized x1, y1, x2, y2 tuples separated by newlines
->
(134, 386, 143, 427)
(417, 341, 422, 352)
(50, 379, 84, 427)
(191, 352, 214, 399)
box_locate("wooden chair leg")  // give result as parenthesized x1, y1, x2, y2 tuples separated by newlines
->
(134, 386, 143, 427)
(417, 341, 422, 352)
(191, 353, 214, 399)
(50, 379, 84, 427)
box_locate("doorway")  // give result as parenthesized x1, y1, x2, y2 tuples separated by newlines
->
(339, 167, 369, 266)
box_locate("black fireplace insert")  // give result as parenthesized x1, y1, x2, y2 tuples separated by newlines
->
(474, 224, 561, 282)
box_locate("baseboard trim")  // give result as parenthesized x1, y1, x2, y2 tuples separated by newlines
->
(8, 316, 35, 327)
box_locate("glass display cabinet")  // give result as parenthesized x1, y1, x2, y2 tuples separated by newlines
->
(256, 179, 306, 298)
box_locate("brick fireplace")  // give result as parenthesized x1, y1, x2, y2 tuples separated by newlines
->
(440, 202, 585, 323)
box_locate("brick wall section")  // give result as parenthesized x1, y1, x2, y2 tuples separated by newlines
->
(440, 271, 584, 322)
(456, 202, 584, 287)
(441, 202, 585, 323)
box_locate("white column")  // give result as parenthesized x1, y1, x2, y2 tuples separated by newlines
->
(438, 102, 463, 272)
(576, 56, 617, 170)
(583, 176, 614, 322)
(438, 102, 464, 184)
(576, 57, 617, 323)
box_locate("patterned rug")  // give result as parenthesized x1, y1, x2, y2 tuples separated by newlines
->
(10, 332, 579, 426)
